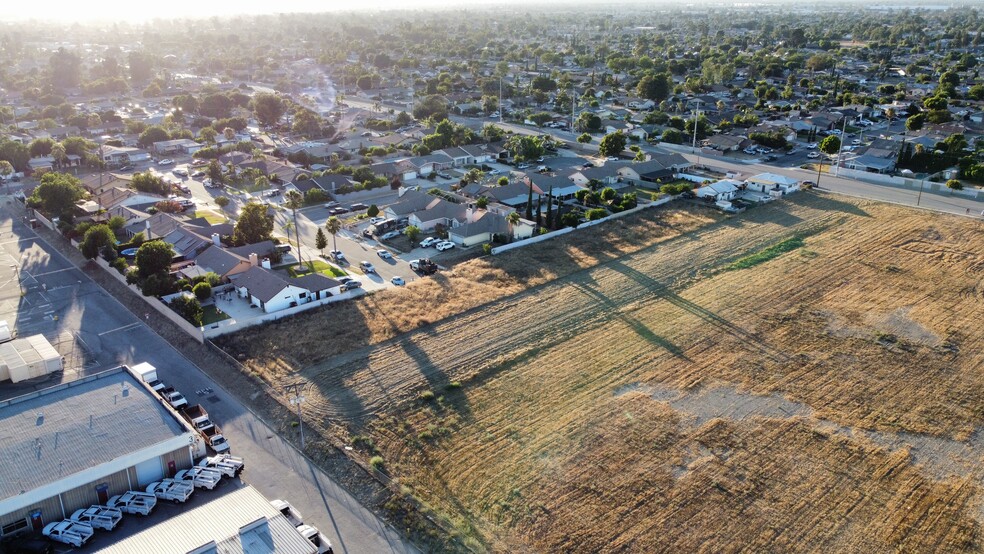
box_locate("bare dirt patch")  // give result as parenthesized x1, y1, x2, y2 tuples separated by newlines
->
(221, 192, 984, 552)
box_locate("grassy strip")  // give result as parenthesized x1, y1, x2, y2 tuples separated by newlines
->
(287, 259, 348, 278)
(723, 236, 805, 271)
(202, 304, 232, 324)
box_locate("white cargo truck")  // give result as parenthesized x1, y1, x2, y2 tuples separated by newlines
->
(130, 362, 165, 392)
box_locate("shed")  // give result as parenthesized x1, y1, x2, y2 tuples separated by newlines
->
(0, 335, 62, 383)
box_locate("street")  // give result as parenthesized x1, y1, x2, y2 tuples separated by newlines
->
(0, 198, 419, 554)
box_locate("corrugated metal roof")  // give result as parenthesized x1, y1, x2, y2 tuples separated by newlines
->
(95, 486, 317, 554)
(0, 367, 186, 501)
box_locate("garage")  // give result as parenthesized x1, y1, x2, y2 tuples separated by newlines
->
(134, 458, 164, 486)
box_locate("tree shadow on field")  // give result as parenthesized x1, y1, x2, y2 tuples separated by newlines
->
(398, 337, 472, 419)
(807, 191, 871, 218)
(607, 260, 791, 363)
(569, 276, 690, 361)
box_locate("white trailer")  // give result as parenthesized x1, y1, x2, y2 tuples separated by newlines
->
(69, 505, 123, 531)
(146, 479, 194, 503)
(175, 467, 222, 490)
(107, 491, 158, 515)
(42, 520, 94, 547)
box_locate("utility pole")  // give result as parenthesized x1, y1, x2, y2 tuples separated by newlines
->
(691, 99, 702, 166)
(284, 382, 306, 449)
(571, 85, 576, 132)
(499, 78, 503, 125)
(833, 114, 849, 177)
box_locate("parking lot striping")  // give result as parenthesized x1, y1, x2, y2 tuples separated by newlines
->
(29, 267, 78, 278)
(97, 322, 142, 336)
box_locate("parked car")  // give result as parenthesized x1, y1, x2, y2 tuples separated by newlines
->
(172, 168, 188, 177)
(191, 170, 206, 178)
(263, 189, 281, 197)
(391, 276, 405, 286)
(350, 203, 368, 210)
(324, 201, 341, 209)
(807, 151, 820, 159)
(487, 169, 501, 175)
(368, 217, 385, 225)
(329, 250, 346, 263)
(196, 454, 244, 477)
(69, 506, 122, 531)
(437, 172, 452, 179)
(377, 250, 393, 260)
(158, 159, 174, 165)
(159, 387, 188, 409)
(330, 207, 349, 215)
(41, 521, 93, 548)
(419, 237, 438, 248)
(296, 524, 334, 554)
(360, 261, 377, 274)
(806, 142, 819, 149)
(436, 241, 455, 252)
(379, 230, 401, 240)
(337, 276, 362, 291)
(175, 467, 222, 490)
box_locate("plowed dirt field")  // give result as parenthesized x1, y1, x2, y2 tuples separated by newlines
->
(221, 192, 984, 552)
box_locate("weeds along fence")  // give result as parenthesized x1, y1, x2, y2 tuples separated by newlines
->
(491, 194, 677, 256)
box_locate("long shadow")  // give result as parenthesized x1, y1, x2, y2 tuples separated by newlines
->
(568, 279, 690, 361)
(607, 260, 791, 364)
(809, 190, 872, 217)
(398, 338, 472, 420)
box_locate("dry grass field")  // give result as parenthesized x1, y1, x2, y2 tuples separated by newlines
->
(220, 193, 984, 552)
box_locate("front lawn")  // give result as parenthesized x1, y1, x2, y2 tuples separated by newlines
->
(287, 259, 347, 278)
(193, 210, 227, 224)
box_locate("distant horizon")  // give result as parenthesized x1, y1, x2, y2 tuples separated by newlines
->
(0, 0, 968, 24)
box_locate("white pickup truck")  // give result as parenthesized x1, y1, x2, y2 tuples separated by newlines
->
(42, 520, 94, 547)
(69, 505, 123, 531)
(147, 479, 194, 503)
(159, 387, 188, 410)
(107, 491, 157, 516)
(271, 499, 304, 527)
(296, 524, 334, 554)
(175, 467, 222, 490)
(198, 454, 245, 477)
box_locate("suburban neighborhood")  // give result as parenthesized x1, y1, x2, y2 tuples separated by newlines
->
(0, 1, 983, 553)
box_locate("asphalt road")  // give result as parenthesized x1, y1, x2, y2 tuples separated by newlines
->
(0, 198, 419, 554)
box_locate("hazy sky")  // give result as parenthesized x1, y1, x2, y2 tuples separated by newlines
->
(1, 0, 477, 22)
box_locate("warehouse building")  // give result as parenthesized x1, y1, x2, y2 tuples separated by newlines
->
(0, 366, 200, 537)
(93, 484, 317, 554)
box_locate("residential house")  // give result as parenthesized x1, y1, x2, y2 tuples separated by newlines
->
(459, 181, 544, 208)
(232, 262, 340, 313)
(100, 145, 151, 166)
(370, 159, 418, 181)
(705, 134, 749, 152)
(568, 165, 622, 188)
(408, 199, 468, 232)
(152, 139, 202, 155)
(744, 173, 800, 195)
(615, 154, 691, 183)
(526, 174, 583, 201)
(383, 189, 441, 220)
(448, 210, 535, 247)
(695, 179, 741, 202)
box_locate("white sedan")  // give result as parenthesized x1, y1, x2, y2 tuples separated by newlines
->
(807, 152, 820, 159)
(377, 249, 393, 260)
(159, 159, 175, 165)
(391, 276, 405, 286)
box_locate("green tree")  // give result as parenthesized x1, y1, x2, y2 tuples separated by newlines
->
(199, 127, 218, 144)
(135, 240, 175, 279)
(192, 281, 212, 301)
(366, 204, 380, 218)
(413, 95, 449, 121)
(315, 227, 328, 255)
(0, 160, 13, 179)
(598, 132, 627, 157)
(819, 135, 841, 155)
(252, 93, 287, 127)
(132, 172, 169, 195)
(476, 196, 489, 209)
(0, 139, 31, 171)
(574, 111, 602, 132)
(946, 179, 963, 191)
(906, 113, 926, 132)
(233, 202, 274, 245)
(577, 133, 592, 144)
(170, 295, 203, 326)
(80, 224, 115, 260)
(497, 176, 509, 186)
(636, 72, 671, 102)
(284, 190, 305, 265)
(138, 126, 169, 148)
(325, 216, 342, 253)
(28, 172, 84, 220)
(29, 138, 55, 158)
(214, 196, 230, 208)
(404, 225, 422, 243)
(505, 134, 545, 162)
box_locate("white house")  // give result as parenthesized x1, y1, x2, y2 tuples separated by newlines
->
(232, 262, 340, 313)
(448, 211, 535, 247)
(744, 173, 800, 195)
(695, 179, 741, 202)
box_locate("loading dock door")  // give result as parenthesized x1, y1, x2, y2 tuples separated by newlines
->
(134, 458, 164, 486)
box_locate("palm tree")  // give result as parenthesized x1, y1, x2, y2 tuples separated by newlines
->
(284, 190, 304, 267)
(506, 211, 521, 240)
(325, 216, 342, 254)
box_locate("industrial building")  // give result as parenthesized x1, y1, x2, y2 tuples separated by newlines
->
(0, 366, 200, 537)
(93, 484, 318, 554)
